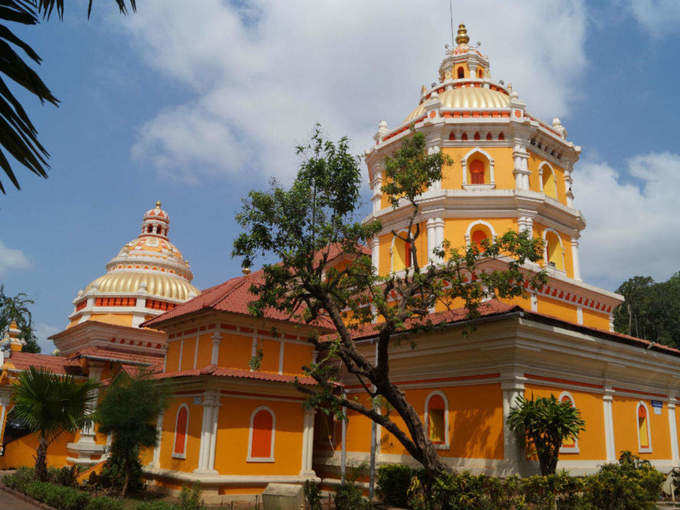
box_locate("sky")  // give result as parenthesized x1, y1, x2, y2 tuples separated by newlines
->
(1, 0, 679, 352)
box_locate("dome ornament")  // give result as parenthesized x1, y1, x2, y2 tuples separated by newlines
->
(455, 24, 469, 46)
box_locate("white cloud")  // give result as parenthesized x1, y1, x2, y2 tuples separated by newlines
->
(629, 0, 680, 36)
(0, 240, 30, 275)
(576, 152, 680, 289)
(118, 0, 587, 183)
(34, 322, 60, 354)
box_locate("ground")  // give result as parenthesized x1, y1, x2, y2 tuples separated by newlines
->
(0, 489, 42, 509)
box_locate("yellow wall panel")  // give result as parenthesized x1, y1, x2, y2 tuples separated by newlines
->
(259, 339, 280, 373)
(166, 340, 180, 373)
(282, 342, 314, 375)
(218, 332, 253, 370)
(441, 146, 515, 190)
(158, 397, 202, 472)
(582, 309, 610, 331)
(611, 396, 671, 460)
(196, 334, 213, 368)
(180, 337, 196, 371)
(537, 296, 578, 323)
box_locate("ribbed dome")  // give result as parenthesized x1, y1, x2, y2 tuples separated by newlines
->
(406, 86, 510, 122)
(87, 271, 198, 301)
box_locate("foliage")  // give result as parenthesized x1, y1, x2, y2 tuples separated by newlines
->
(303, 480, 322, 510)
(134, 502, 177, 510)
(0, 285, 40, 352)
(48, 465, 78, 487)
(507, 394, 586, 475)
(177, 485, 205, 510)
(0, 1, 136, 192)
(614, 272, 680, 346)
(234, 125, 546, 473)
(96, 370, 169, 496)
(376, 464, 416, 507)
(11, 366, 98, 480)
(583, 451, 664, 510)
(2, 466, 35, 492)
(334, 481, 371, 510)
(4, 478, 122, 510)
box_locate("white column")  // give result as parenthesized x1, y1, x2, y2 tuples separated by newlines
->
(434, 218, 445, 263)
(426, 218, 436, 264)
(501, 372, 526, 472)
(489, 159, 496, 186)
(81, 365, 103, 441)
(300, 409, 316, 476)
(603, 386, 616, 462)
(512, 138, 530, 191)
(669, 395, 679, 466)
(210, 332, 221, 365)
(571, 238, 582, 281)
(371, 172, 383, 215)
(195, 390, 220, 474)
(461, 157, 468, 186)
(151, 411, 164, 468)
(371, 237, 380, 274)
(577, 306, 584, 325)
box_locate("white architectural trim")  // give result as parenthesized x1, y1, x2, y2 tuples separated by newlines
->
(172, 404, 190, 459)
(278, 341, 285, 375)
(195, 391, 220, 474)
(178, 338, 184, 372)
(193, 331, 200, 370)
(669, 397, 679, 465)
(461, 147, 495, 187)
(211, 332, 221, 365)
(247, 406, 276, 463)
(424, 390, 450, 450)
(637, 401, 653, 453)
(464, 219, 497, 246)
(558, 391, 579, 454)
(300, 409, 316, 476)
(151, 412, 164, 468)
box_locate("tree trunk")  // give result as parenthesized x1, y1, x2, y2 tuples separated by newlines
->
(35, 435, 48, 481)
(121, 460, 130, 498)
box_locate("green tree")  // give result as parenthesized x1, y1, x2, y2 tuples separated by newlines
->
(10, 366, 98, 481)
(96, 371, 168, 497)
(0, 285, 40, 353)
(614, 272, 680, 346)
(0, 0, 135, 193)
(507, 394, 586, 475)
(233, 125, 546, 474)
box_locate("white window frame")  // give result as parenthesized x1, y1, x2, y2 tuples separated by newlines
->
(424, 391, 450, 450)
(542, 228, 566, 275)
(461, 148, 495, 189)
(171, 403, 190, 459)
(539, 162, 558, 199)
(558, 391, 579, 454)
(247, 406, 276, 462)
(465, 220, 497, 247)
(637, 401, 653, 453)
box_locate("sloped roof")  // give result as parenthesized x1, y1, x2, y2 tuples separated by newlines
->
(4, 352, 82, 375)
(72, 346, 163, 370)
(155, 364, 316, 385)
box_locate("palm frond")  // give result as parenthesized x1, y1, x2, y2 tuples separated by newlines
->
(36, 0, 136, 20)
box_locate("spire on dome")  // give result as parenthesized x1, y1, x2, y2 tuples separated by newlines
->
(141, 200, 170, 239)
(455, 23, 469, 46)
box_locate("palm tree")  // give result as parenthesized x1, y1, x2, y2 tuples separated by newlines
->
(507, 394, 586, 475)
(0, 0, 135, 193)
(10, 366, 99, 480)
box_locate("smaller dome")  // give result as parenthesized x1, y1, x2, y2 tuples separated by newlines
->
(406, 86, 510, 122)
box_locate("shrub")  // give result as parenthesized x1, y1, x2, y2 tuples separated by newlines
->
(583, 451, 664, 509)
(85, 496, 124, 510)
(50, 465, 79, 487)
(24, 481, 89, 510)
(2, 466, 36, 492)
(376, 464, 415, 507)
(134, 502, 177, 510)
(178, 484, 205, 510)
(303, 480, 322, 510)
(334, 482, 370, 510)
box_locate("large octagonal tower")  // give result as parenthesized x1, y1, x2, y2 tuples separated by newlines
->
(365, 24, 621, 330)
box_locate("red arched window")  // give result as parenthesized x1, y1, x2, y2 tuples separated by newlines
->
(637, 403, 651, 451)
(448, 131, 455, 141)
(461, 132, 468, 141)
(498, 132, 505, 141)
(560, 394, 577, 450)
(172, 405, 189, 458)
(470, 159, 485, 184)
(474, 132, 481, 141)
(249, 407, 275, 461)
(477, 69, 483, 78)
(471, 229, 488, 249)
(486, 132, 492, 141)
(457, 67, 464, 79)
(404, 242, 412, 268)
(426, 393, 447, 445)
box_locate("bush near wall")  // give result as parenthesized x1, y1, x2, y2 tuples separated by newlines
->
(376, 451, 664, 510)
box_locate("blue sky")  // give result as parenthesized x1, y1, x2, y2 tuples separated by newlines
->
(1, 0, 679, 351)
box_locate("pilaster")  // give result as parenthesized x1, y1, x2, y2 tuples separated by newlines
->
(151, 411, 164, 468)
(371, 237, 380, 274)
(195, 390, 221, 474)
(669, 394, 679, 466)
(512, 136, 531, 191)
(571, 237, 582, 281)
(603, 385, 616, 462)
(501, 370, 530, 474)
(300, 408, 316, 476)
(210, 332, 222, 365)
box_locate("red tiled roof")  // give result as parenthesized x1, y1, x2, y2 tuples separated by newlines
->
(72, 346, 162, 367)
(155, 364, 316, 385)
(337, 300, 518, 341)
(5, 352, 82, 375)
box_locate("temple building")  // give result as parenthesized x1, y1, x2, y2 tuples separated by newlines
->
(2, 23, 680, 505)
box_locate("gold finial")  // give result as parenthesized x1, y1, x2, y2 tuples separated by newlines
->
(455, 23, 469, 45)
(155, 200, 162, 208)
(242, 266, 251, 275)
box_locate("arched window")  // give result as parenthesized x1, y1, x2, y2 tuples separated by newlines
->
(540, 164, 558, 199)
(486, 132, 492, 141)
(461, 132, 468, 141)
(155, 225, 161, 234)
(425, 392, 449, 448)
(498, 132, 505, 141)
(172, 404, 189, 459)
(559, 393, 578, 452)
(391, 235, 413, 272)
(471, 229, 488, 249)
(469, 159, 486, 185)
(544, 230, 565, 271)
(448, 131, 456, 141)
(477, 69, 483, 78)
(637, 402, 651, 452)
(147, 225, 153, 233)
(474, 132, 481, 141)
(248, 406, 275, 461)
(457, 67, 465, 79)
(404, 241, 412, 268)
(466, 221, 495, 249)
